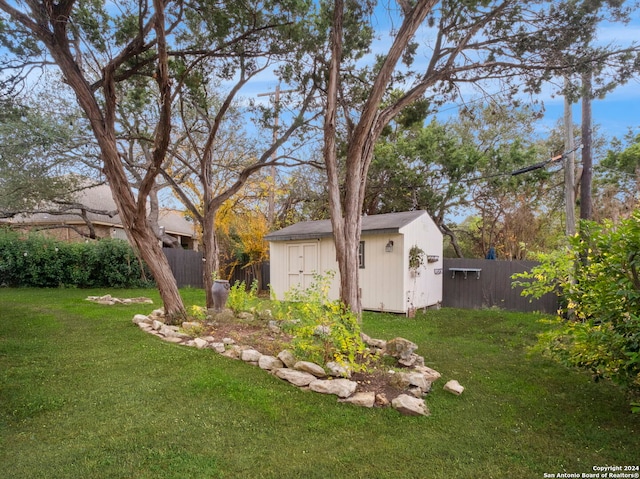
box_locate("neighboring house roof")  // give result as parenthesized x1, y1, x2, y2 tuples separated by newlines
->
(4, 183, 195, 237)
(265, 210, 430, 242)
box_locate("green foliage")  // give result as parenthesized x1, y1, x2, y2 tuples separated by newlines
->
(273, 272, 368, 371)
(513, 210, 640, 404)
(227, 279, 260, 314)
(0, 229, 153, 288)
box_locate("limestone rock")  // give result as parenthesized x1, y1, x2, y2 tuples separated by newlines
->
(391, 394, 430, 416)
(237, 312, 255, 322)
(210, 342, 226, 354)
(414, 366, 442, 382)
(386, 337, 418, 361)
(361, 333, 387, 350)
(193, 337, 209, 349)
(274, 368, 317, 387)
(132, 314, 150, 325)
(308, 378, 357, 398)
(222, 337, 236, 345)
(294, 361, 326, 378)
(326, 361, 351, 378)
(277, 350, 297, 368)
(162, 336, 184, 344)
(402, 372, 431, 392)
(258, 355, 284, 371)
(375, 393, 390, 407)
(241, 349, 263, 363)
(221, 345, 241, 359)
(339, 391, 376, 407)
(152, 320, 164, 331)
(399, 353, 425, 367)
(443, 379, 464, 395)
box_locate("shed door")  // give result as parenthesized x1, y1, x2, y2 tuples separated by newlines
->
(287, 243, 318, 291)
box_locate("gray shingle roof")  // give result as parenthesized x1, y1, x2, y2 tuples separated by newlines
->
(265, 210, 428, 241)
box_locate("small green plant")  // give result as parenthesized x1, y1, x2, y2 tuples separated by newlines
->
(408, 245, 425, 273)
(227, 279, 259, 314)
(273, 272, 369, 372)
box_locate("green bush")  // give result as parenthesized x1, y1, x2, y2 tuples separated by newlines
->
(0, 228, 153, 288)
(272, 272, 369, 372)
(513, 210, 640, 403)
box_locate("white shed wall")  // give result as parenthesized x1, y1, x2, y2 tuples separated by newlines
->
(267, 212, 443, 313)
(399, 213, 443, 310)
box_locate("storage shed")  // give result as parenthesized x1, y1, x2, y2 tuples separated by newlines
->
(265, 210, 443, 314)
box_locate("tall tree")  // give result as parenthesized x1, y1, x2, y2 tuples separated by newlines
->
(0, 0, 187, 320)
(320, 0, 635, 313)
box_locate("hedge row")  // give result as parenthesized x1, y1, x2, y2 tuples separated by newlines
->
(0, 229, 154, 288)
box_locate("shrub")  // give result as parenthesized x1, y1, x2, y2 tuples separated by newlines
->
(273, 272, 369, 372)
(227, 279, 260, 314)
(513, 210, 640, 404)
(0, 229, 153, 288)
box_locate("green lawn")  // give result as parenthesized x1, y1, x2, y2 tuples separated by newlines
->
(1, 288, 638, 478)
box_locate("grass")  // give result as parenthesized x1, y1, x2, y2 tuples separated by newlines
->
(1, 288, 638, 479)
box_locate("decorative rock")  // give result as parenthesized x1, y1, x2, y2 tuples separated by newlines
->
(149, 308, 165, 319)
(137, 322, 152, 330)
(375, 393, 390, 407)
(152, 320, 164, 331)
(210, 342, 226, 354)
(399, 353, 425, 367)
(241, 349, 263, 363)
(391, 394, 430, 416)
(402, 372, 431, 392)
(308, 378, 357, 398)
(237, 312, 255, 322)
(222, 337, 236, 345)
(277, 350, 297, 368)
(132, 314, 150, 324)
(267, 320, 281, 334)
(414, 366, 442, 382)
(443, 379, 464, 395)
(314, 325, 331, 336)
(339, 391, 376, 407)
(386, 337, 418, 361)
(259, 309, 273, 321)
(361, 333, 387, 350)
(274, 368, 317, 387)
(193, 338, 209, 349)
(162, 336, 184, 344)
(294, 361, 326, 378)
(326, 361, 351, 378)
(258, 355, 284, 371)
(221, 345, 241, 359)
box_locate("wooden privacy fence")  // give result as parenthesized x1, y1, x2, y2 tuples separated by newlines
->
(163, 248, 204, 288)
(163, 248, 271, 290)
(442, 258, 558, 314)
(163, 249, 558, 314)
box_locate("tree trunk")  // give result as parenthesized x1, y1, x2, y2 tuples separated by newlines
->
(30, 5, 187, 321)
(202, 205, 221, 309)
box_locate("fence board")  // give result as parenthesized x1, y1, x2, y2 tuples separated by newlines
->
(442, 258, 558, 314)
(163, 248, 204, 288)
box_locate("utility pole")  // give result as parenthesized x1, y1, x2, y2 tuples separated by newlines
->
(563, 77, 577, 236)
(257, 84, 295, 225)
(580, 70, 593, 220)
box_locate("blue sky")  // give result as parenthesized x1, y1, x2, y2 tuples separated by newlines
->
(242, 5, 640, 146)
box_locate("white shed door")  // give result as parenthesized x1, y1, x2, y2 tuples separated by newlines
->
(287, 243, 318, 291)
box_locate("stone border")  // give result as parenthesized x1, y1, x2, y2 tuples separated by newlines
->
(132, 308, 464, 416)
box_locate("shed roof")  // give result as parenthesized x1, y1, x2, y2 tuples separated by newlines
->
(265, 210, 429, 242)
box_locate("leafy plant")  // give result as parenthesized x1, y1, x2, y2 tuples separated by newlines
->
(227, 279, 260, 314)
(408, 245, 425, 273)
(273, 272, 369, 372)
(513, 210, 640, 408)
